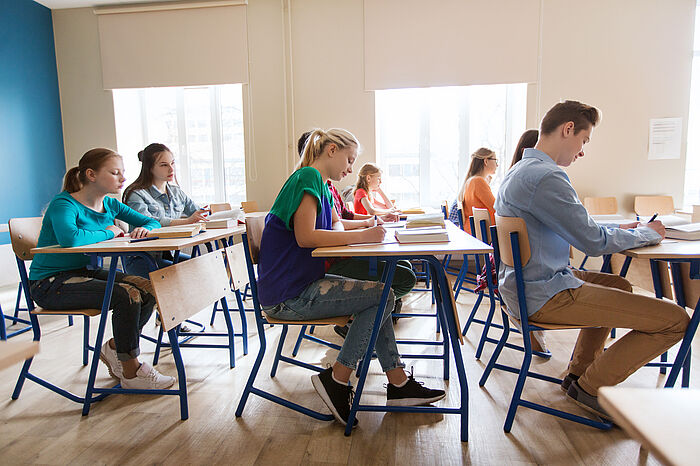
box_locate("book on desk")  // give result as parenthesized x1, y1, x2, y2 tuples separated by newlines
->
(146, 224, 205, 238)
(666, 222, 700, 240)
(394, 227, 449, 243)
(405, 213, 445, 229)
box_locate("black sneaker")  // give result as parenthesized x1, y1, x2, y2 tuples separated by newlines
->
(392, 298, 403, 325)
(560, 373, 579, 393)
(386, 368, 446, 406)
(311, 367, 358, 427)
(566, 380, 611, 421)
(333, 325, 349, 339)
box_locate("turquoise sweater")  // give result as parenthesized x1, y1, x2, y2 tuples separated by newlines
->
(29, 191, 160, 280)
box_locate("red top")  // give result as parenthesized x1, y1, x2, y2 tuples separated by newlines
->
(353, 188, 370, 215)
(327, 181, 354, 220)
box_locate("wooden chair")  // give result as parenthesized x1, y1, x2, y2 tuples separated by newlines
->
(241, 201, 259, 213)
(210, 202, 232, 213)
(478, 215, 612, 432)
(8, 217, 96, 363)
(583, 196, 618, 215)
(454, 208, 491, 301)
(634, 195, 675, 217)
(9, 217, 107, 409)
(235, 212, 351, 423)
(149, 249, 236, 417)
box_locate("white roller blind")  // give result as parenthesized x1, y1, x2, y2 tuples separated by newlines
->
(96, 2, 248, 89)
(364, 0, 540, 90)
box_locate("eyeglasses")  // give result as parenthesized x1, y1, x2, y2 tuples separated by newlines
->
(487, 157, 498, 162)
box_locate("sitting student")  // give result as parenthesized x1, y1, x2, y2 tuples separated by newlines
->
(458, 148, 499, 224)
(259, 128, 444, 426)
(29, 148, 175, 389)
(353, 163, 398, 216)
(297, 132, 415, 337)
(510, 129, 539, 168)
(495, 100, 689, 418)
(122, 143, 208, 278)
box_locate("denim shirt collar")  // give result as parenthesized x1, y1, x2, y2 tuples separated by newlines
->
(522, 148, 559, 168)
(147, 184, 170, 200)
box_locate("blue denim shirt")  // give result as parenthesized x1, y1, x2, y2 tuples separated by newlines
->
(124, 185, 199, 228)
(494, 148, 661, 317)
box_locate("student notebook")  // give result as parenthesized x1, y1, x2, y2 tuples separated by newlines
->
(405, 213, 445, 229)
(665, 222, 700, 240)
(394, 227, 449, 244)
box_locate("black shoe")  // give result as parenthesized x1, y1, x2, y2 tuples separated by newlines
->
(560, 373, 579, 393)
(392, 298, 403, 325)
(311, 367, 358, 427)
(333, 325, 349, 339)
(386, 368, 446, 406)
(566, 380, 611, 421)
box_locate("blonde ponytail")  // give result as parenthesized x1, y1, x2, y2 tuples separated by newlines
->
(296, 128, 360, 170)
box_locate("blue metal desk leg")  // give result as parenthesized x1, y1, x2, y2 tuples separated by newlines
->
(664, 261, 697, 388)
(345, 259, 397, 435)
(167, 327, 189, 420)
(430, 258, 469, 442)
(82, 257, 119, 416)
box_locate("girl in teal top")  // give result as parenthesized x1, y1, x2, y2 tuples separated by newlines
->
(29, 148, 175, 391)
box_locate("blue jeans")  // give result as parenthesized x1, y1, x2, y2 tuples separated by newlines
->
(123, 251, 192, 278)
(264, 274, 403, 372)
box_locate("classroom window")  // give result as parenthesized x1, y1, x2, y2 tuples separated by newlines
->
(112, 84, 246, 207)
(683, 1, 700, 208)
(375, 84, 527, 208)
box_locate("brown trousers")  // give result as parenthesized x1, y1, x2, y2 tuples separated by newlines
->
(529, 270, 689, 395)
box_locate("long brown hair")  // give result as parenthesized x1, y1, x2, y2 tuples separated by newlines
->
(63, 148, 121, 193)
(122, 143, 175, 202)
(510, 129, 538, 168)
(458, 147, 495, 203)
(354, 162, 381, 195)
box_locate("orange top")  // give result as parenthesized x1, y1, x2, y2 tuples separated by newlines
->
(462, 176, 495, 224)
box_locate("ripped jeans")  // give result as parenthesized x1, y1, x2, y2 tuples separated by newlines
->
(264, 274, 404, 372)
(30, 268, 156, 361)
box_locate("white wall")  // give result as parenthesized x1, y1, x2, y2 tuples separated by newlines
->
(51, 0, 696, 212)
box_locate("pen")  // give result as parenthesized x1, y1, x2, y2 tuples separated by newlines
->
(648, 213, 658, 223)
(374, 215, 378, 226)
(130, 236, 159, 243)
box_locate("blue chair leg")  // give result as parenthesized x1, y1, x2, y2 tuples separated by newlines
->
(219, 297, 236, 368)
(682, 347, 691, 388)
(13, 283, 23, 320)
(292, 325, 307, 357)
(209, 300, 218, 326)
(270, 325, 288, 378)
(308, 325, 316, 335)
(461, 292, 484, 336)
(479, 310, 510, 386)
(503, 334, 533, 433)
(153, 324, 165, 365)
(82, 315, 90, 365)
(474, 295, 496, 360)
(660, 350, 668, 375)
(68, 315, 74, 326)
(235, 290, 248, 355)
(610, 328, 616, 338)
(0, 304, 6, 341)
(236, 308, 268, 418)
(167, 328, 189, 420)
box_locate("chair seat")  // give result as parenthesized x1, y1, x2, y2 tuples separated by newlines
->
(263, 313, 351, 326)
(31, 307, 101, 317)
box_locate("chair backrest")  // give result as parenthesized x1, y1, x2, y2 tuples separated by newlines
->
(149, 250, 230, 332)
(9, 217, 43, 261)
(634, 195, 675, 216)
(494, 216, 531, 268)
(675, 263, 700, 310)
(223, 243, 249, 291)
(472, 207, 492, 243)
(244, 212, 267, 265)
(609, 254, 673, 298)
(241, 201, 260, 213)
(441, 200, 449, 220)
(692, 205, 700, 223)
(583, 196, 618, 215)
(210, 202, 232, 213)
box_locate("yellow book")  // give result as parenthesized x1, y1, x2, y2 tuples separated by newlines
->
(146, 224, 204, 238)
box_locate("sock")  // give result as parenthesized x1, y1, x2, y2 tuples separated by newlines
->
(567, 373, 580, 381)
(392, 378, 408, 388)
(331, 372, 350, 386)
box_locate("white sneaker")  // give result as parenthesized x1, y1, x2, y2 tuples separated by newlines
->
(120, 362, 176, 390)
(99, 341, 123, 380)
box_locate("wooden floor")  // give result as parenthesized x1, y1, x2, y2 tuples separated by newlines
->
(0, 278, 695, 465)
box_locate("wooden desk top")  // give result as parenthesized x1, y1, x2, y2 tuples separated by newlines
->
(312, 223, 492, 258)
(599, 387, 700, 466)
(0, 341, 40, 371)
(621, 240, 700, 260)
(30, 226, 245, 255)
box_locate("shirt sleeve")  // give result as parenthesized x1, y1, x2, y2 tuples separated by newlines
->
(112, 198, 161, 230)
(531, 171, 661, 256)
(125, 191, 171, 226)
(48, 198, 114, 247)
